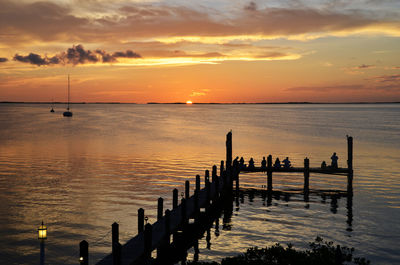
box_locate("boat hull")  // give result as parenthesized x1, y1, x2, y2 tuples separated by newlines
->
(63, 111, 73, 117)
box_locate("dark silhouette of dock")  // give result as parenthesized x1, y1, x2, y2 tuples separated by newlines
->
(80, 132, 353, 265)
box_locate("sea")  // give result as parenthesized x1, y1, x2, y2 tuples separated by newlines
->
(0, 103, 399, 265)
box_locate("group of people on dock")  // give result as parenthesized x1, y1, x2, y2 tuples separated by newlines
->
(233, 152, 339, 170)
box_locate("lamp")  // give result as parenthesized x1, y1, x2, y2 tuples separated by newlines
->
(38, 221, 47, 240)
(38, 221, 47, 265)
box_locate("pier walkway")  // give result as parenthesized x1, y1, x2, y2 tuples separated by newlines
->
(79, 132, 354, 265)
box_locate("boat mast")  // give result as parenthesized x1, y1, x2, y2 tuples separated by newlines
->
(67, 74, 70, 111)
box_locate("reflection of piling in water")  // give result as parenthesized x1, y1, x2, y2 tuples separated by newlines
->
(304, 157, 310, 194)
(92, 132, 354, 265)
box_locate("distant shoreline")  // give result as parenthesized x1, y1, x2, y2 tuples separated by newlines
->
(1, 101, 399, 105)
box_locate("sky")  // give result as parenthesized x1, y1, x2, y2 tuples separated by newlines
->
(0, 0, 399, 103)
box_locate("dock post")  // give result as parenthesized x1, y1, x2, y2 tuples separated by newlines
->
(226, 131, 232, 169)
(220, 160, 224, 177)
(138, 208, 144, 233)
(144, 223, 152, 261)
(112, 222, 120, 265)
(185, 180, 190, 199)
(235, 168, 239, 193)
(267, 155, 273, 192)
(304, 158, 310, 193)
(79, 240, 88, 265)
(157, 209, 171, 262)
(173, 188, 178, 209)
(347, 136, 353, 193)
(212, 165, 218, 199)
(194, 190, 199, 218)
(196, 175, 200, 192)
(212, 165, 217, 181)
(347, 136, 353, 172)
(157, 197, 164, 221)
(181, 198, 187, 225)
(164, 210, 171, 242)
(205, 170, 210, 204)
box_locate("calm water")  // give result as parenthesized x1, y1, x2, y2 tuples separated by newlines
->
(0, 103, 399, 265)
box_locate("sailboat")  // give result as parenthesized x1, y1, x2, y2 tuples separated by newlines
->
(63, 75, 73, 117)
(50, 98, 55, 112)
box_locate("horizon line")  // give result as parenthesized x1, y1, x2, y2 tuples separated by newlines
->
(1, 101, 400, 105)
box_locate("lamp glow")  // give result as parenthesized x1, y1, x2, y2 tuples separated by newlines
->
(38, 221, 47, 240)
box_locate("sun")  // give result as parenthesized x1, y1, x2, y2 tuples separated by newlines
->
(186, 100, 193, 104)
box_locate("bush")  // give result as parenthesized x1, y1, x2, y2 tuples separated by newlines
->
(187, 237, 370, 265)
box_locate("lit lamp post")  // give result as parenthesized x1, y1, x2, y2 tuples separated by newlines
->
(38, 221, 47, 265)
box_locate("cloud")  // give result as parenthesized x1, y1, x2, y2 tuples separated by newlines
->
(13, 53, 55, 66)
(369, 74, 400, 83)
(357, 64, 375, 69)
(244, 2, 257, 11)
(13, 44, 141, 66)
(0, 57, 8, 63)
(112, 50, 141, 58)
(1, 0, 400, 46)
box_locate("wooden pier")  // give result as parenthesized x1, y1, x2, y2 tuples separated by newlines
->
(80, 132, 353, 265)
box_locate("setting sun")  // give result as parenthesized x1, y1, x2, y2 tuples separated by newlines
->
(186, 100, 193, 104)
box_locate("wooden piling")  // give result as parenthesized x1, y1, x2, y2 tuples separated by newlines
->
(144, 223, 152, 261)
(157, 197, 164, 221)
(185, 180, 190, 199)
(138, 208, 144, 233)
(267, 155, 273, 192)
(157, 209, 171, 261)
(220, 160, 224, 177)
(304, 158, 310, 193)
(347, 136, 353, 193)
(173, 188, 178, 209)
(79, 240, 88, 265)
(226, 131, 232, 169)
(235, 167, 239, 192)
(205, 170, 210, 203)
(181, 198, 187, 225)
(112, 222, 120, 265)
(195, 175, 200, 192)
(194, 190, 199, 217)
(212, 165, 217, 181)
(164, 210, 171, 241)
(347, 136, 353, 172)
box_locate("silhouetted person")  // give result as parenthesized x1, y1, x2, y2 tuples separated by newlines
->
(239, 157, 245, 169)
(261, 157, 267, 170)
(274, 158, 281, 168)
(331, 152, 338, 169)
(248, 158, 255, 169)
(282, 157, 291, 168)
(321, 161, 327, 168)
(233, 156, 239, 168)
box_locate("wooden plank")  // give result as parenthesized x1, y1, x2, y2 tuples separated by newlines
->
(240, 166, 350, 175)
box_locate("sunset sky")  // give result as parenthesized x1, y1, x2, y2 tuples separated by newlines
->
(0, 0, 399, 103)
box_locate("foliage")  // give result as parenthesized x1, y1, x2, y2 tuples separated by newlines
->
(187, 237, 370, 265)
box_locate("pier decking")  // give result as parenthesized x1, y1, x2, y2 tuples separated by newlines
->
(82, 132, 353, 265)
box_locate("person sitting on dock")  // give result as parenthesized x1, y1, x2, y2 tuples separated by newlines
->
(261, 157, 267, 170)
(331, 153, 338, 169)
(321, 161, 327, 168)
(274, 158, 281, 169)
(282, 157, 291, 168)
(248, 158, 255, 169)
(239, 157, 245, 169)
(233, 156, 239, 168)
